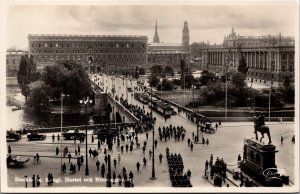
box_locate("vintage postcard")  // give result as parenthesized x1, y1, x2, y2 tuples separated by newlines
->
(1, 0, 299, 193)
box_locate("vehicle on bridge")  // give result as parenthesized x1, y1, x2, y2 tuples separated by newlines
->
(62, 129, 85, 140)
(198, 122, 216, 134)
(6, 130, 22, 142)
(27, 132, 46, 141)
(96, 127, 119, 142)
(149, 98, 174, 117)
(7, 154, 30, 168)
(134, 92, 149, 104)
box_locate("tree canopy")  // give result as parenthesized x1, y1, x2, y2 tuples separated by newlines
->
(238, 56, 248, 75)
(148, 74, 160, 88)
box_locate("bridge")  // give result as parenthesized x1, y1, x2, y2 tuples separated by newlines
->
(89, 75, 139, 123)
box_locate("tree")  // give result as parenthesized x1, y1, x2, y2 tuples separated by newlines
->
(25, 80, 51, 113)
(230, 72, 247, 89)
(199, 70, 217, 86)
(148, 74, 160, 88)
(157, 78, 173, 91)
(181, 74, 195, 89)
(17, 55, 29, 98)
(164, 66, 174, 76)
(150, 65, 163, 77)
(238, 56, 248, 75)
(138, 67, 146, 75)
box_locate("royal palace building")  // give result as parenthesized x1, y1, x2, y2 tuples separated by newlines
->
(28, 34, 148, 73)
(191, 28, 295, 85)
(148, 21, 190, 71)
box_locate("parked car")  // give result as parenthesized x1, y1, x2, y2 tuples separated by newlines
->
(27, 132, 46, 141)
(7, 154, 30, 168)
(6, 130, 22, 142)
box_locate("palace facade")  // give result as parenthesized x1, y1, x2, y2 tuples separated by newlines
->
(191, 28, 295, 85)
(28, 34, 148, 73)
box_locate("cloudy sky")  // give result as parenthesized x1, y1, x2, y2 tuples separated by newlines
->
(6, 2, 297, 50)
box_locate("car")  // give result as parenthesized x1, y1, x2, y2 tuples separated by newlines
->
(62, 129, 85, 140)
(6, 130, 22, 142)
(27, 132, 46, 141)
(7, 154, 30, 168)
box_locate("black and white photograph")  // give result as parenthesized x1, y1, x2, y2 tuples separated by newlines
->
(1, 0, 299, 193)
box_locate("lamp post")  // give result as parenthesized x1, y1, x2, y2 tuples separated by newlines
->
(79, 96, 93, 176)
(149, 69, 156, 180)
(60, 91, 65, 173)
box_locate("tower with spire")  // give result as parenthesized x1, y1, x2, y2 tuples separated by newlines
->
(182, 21, 190, 50)
(153, 20, 160, 43)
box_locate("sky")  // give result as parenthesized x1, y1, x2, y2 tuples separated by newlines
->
(5, 2, 298, 50)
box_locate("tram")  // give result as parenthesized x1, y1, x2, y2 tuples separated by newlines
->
(134, 92, 149, 104)
(148, 98, 174, 117)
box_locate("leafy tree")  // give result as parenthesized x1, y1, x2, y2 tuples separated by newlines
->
(199, 70, 217, 86)
(238, 56, 248, 75)
(150, 65, 163, 77)
(181, 74, 195, 89)
(230, 72, 247, 89)
(164, 66, 174, 76)
(157, 78, 173, 91)
(148, 74, 160, 88)
(26, 80, 51, 113)
(138, 67, 145, 75)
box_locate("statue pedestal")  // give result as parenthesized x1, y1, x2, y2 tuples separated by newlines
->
(240, 138, 278, 185)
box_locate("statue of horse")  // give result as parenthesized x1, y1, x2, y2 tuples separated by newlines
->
(253, 117, 272, 145)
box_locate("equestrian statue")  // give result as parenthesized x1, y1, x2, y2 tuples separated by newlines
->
(253, 112, 272, 145)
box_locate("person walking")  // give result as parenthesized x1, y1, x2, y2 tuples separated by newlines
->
(136, 161, 140, 172)
(187, 138, 191, 146)
(56, 146, 59, 156)
(89, 148, 92, 157)
(78, 145, 80, 154)
(206, 138, 209, 146)
(149, 149, 152, 158)
(143, 157, 147, 167)
(96, 160, 100, 171)
(91, 135, 94, 143)
(52, 134, 55, 142)
(154, 139, 158, 149)
(281, 136, 284, 144)
(32, 175, 36, 187)
(118, 154, 121, 164)
(101, 164, 105, 178)
(8, 145, 12, 154)
(68, 152, 72, 163)
(77, 157, 81, 171)
(36, 175, 40, 187)
(190, 143, 194, 151)
(159, 153, 163, 163)
(113, 158, 117, 169)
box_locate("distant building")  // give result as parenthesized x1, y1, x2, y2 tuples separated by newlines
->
(6, 50, 28, 77)
(191, 28, 295, 85)
(148, 21, 190, 71)
(28, 34, 148, 73)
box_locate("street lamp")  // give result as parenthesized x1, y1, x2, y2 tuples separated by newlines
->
(79, 96, 93, 176)
(149, 69, 156, 180)
(60, 92, 65, 173)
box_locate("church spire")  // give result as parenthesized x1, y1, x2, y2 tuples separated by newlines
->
(153, 20, 160, 43)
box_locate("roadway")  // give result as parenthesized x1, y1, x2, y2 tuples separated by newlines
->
(6, 73, 296, 189)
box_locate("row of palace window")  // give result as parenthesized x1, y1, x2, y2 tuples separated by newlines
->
(31, 49, 145, 54)
(37, 57, 145, 63)
(7, 58, 19, 65)
(31, 42, 146, 49)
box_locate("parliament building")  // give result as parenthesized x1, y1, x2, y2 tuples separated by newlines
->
(191, 28, 295, 85)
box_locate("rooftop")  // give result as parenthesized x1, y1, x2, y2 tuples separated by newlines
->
(148, 42, 183, 47)
(28, 34, 148, 39)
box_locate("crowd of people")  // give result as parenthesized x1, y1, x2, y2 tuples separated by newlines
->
(166, 148, 192, 187)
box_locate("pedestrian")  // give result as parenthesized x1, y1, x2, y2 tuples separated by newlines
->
(281, 136, 284, 144)
(215, 123, 218, 131)
(143, 157, 147, 167)
(136, 161, 140, 172)
(125, 144, 129, 153)
(121, 145, 124, 154)
(89, 148, 92, 157)
(57, 134, 60, 141)
(146, 132, 148, 140)
(32, 175, 36, 187)
(56, 146, 59, 156)
(159, 153, 163, 163)
(205, 160, 209, 177)
(113, 171, 116, 184)
(219, 120, 222, 126)
(91, 135, 94, 143)
(62, 162, 66, 173)
(52, 134, 55, 142)
(192, 132, 195, 140)
(68, 152, 72, 163)
(118, 154, 121, 164)
(130, 144, 133, 154)
(104, 155, 108, 165)
(98, 140, 101, 149)
(238, 154, 242, 162)
(77, 157, 81, 171)
(190, 143, 193, 151)
(8, 145, 12, 154)
(187, 138, 191, 146)
(75, 148, 78, 156)
(291, 135, 295, 144)
(149, 149, 152, 158)
(187, 169, 191, 179)
(80, 155, 84, 164)
(206, 138, 209, 145)
(154, 139, 158, 149)
(240, 172, 244, 186)
(101, 164, 105, 178)
(78, 145, 80, 154)
(96, 160, 100, 171)
(142, 146, 146, 154)
(113, 158, 117, 168)
(36, 175, 40, 187)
